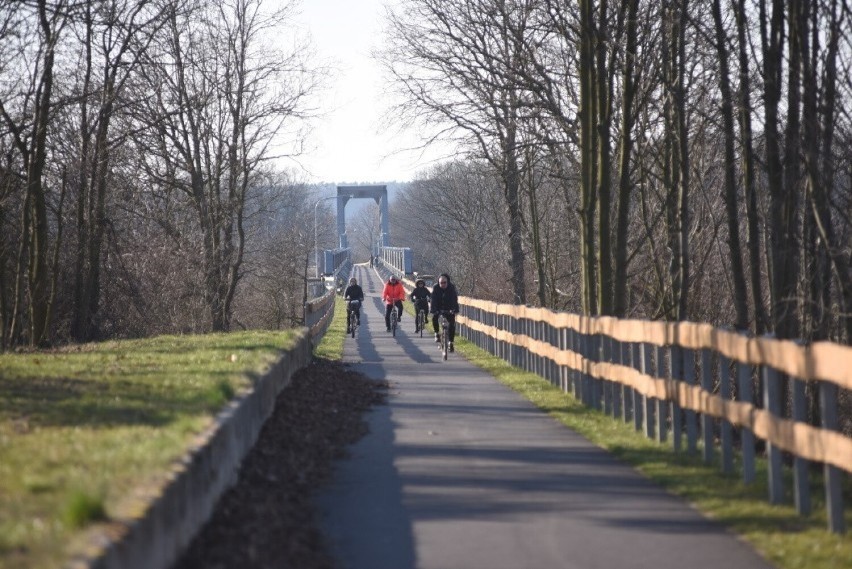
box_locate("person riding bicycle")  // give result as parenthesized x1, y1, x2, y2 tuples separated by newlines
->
(343, 277, 365, 333)
(430, 273, 460, 351)
(382, 274, 406, 332)
(410, 278, 431, 332)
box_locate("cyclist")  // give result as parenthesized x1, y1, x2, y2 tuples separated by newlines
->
(382, 274, 406, 332)
(343, 277, 364, 333)
(430, 273, 460, 351)
(410, 278, 431, 332)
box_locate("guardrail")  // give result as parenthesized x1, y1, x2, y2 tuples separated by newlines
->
(457, 298, 851, 534)
(304, 289, 336, 347)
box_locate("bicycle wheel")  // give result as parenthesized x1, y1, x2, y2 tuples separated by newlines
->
(351, 319, 356, 338)
(441, 318, 449, 360)
(418, 310, 425, 337)
(391, 308, 397, 337)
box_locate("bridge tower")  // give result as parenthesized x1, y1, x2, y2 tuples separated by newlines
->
(336, 185, 390, 249)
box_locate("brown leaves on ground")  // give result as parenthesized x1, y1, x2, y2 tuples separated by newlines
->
(173, 358, 387, 569)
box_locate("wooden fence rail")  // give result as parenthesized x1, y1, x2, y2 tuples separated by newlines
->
(457, 296, 851, 534)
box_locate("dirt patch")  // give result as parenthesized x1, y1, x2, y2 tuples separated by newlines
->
(172, 358, 387, 569)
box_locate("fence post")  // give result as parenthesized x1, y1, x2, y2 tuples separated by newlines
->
(611, 336, 622, 419)
(511, 315, 519, 368)
(718, 354, 734, 475)
(736, 349, 756, 484)
(762, 359, 784, 505)
(572, 326, 582, 400)
(790, 353, 811, 515)
(591, 332, 603, 411)
(621, 342, 633, 424)
(632, 343, 643, 432)
(655, 344, 668, 443)
(700, 349, 714, 465)
(684, 348, 698, 455)
(670, 345, 683, 454)
(640, 343, 655, 440)
(602, 335, 613, 415)
(820, 380, 846, 534)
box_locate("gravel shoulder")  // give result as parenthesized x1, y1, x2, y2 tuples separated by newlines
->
(172, 358, 387, 569)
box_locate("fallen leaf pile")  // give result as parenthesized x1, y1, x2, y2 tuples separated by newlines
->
(173, 358, 387, 569)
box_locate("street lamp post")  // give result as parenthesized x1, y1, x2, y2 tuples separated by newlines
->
(314, 196, 343, 279)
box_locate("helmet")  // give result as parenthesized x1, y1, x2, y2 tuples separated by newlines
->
(415, 279, 425, 287)
(349, 277, 357, 284)
(389, 275, 397, 283)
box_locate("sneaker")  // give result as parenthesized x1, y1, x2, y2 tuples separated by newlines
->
(386, 327, 391, 332)
(434, 334, 440, 343)
(346, 327, 351, 333)
(449, 342, 454, 352)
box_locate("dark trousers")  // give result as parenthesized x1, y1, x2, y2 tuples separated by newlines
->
(347, 309, 360, 328)
(384, 301, 403, 328)
(432, 312, 456, 341)
(413, 300, 429, 323)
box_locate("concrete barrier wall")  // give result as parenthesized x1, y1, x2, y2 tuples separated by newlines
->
(67, 331, 313, 569)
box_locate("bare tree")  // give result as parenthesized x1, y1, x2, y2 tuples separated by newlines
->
(0, 0, 75, 346)
(394, 161, 511, 299)
(131, 0, 319, 331)
(381, 0, 536, 304)
(710, 0, 749, 331)
(67, 0, 170, 342)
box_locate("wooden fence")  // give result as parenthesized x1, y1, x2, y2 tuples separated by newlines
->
(457, 297, 851, 534)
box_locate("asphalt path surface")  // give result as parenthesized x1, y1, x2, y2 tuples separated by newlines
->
(315, 264, 775, 569)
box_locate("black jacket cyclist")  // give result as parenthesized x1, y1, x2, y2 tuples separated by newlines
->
(343, 278, 364, 332)
(430, 273, 460, 349)
(410, 279, 432, 332)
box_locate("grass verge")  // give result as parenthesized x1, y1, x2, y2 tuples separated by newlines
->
(454, 336, 852, 569)
(313, 295, 347, 361)
(0, 330, 299, 569)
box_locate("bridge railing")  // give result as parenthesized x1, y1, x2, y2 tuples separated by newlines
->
(377, 246, 412, 276)
(457, 297, 851, 534)
(320, 247, 351, 277)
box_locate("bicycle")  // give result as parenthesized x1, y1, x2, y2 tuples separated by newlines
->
(415, 303, 428, 337)
(436, 310, 452, 360)
(347, 299, 361, 338)
(390, 304, 400, 337)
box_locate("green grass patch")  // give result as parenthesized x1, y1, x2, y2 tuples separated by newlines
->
(0, 329, 299, 569)
(313, 295, 347, 361)
(61, 490, 107, 529)
(454, 337, 852, 569)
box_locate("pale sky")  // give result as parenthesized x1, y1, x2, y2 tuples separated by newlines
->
(289, 0, 430, 184)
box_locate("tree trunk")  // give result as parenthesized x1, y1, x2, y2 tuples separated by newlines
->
(595, 0, 613, 316)
(674, 0, 690, 322)
(760, 0, 790, 337)
(579, 0, 598, 316)
(27, 0, 60, 346)
(734, 0, 768, 334)
(805, 0, 850, 342)
(712, 0, 749, 331)
(663, 0, 689, 322)
(613, 0, 639, 317)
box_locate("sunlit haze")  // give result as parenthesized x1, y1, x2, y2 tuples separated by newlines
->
(288, 0, 432, 184)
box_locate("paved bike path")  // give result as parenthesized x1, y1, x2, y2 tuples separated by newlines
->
(315, 264, 774, 569)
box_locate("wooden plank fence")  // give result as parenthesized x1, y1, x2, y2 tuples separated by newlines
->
(457, 297, 851, 534)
